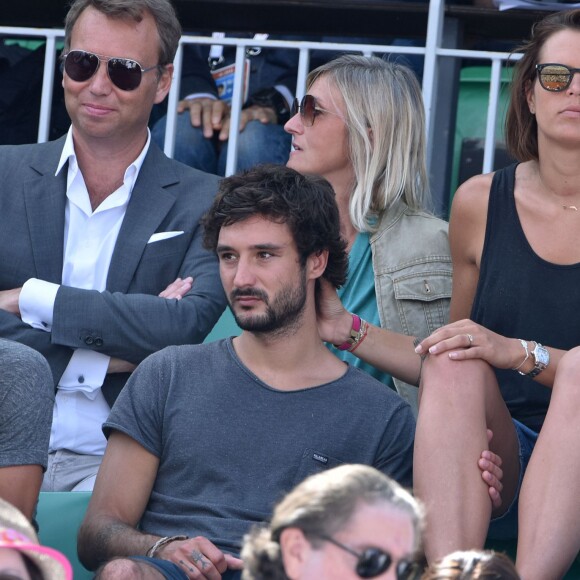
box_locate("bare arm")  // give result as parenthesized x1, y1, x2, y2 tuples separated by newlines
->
(316, 279, 421, 384)
(448, 173, 491, 323)
(78, 432, 160, 570)
(78, 432, 243, 577)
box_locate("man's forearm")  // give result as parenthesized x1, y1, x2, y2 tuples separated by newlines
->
(78, 515, 160, 571)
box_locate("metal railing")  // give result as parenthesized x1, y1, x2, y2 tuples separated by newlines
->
(0, 3, 522, 209)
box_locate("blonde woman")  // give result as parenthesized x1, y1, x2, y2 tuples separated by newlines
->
(286, 55, 451, 411)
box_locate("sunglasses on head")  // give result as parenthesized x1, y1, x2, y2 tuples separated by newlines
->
(536, 63, 580, 92)
(291, 94, 343, 127)
(317, 535, 421, 579)
(63, 49, 160, 91)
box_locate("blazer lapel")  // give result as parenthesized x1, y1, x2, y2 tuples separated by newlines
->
(106, 144, 179, 293)
(23, 139, 67, 284)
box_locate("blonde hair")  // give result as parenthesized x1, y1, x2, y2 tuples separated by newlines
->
(242, 464, 423, 580)
(307, 55, 431, 232)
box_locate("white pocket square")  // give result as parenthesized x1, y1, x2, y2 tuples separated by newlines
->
(147, 231, 184, 244)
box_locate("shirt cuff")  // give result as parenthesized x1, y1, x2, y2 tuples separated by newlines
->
(19, 278, 59, 331)
(59, 349, 110, 397)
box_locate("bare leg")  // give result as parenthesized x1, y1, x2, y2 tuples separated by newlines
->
(96, 558, 166, 579)
(415, 353, 520, 562)
(0, 465, 43, 520)
(517, 347, 580, 580)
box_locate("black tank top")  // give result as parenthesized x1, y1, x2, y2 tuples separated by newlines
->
(471, 164, 580, 432)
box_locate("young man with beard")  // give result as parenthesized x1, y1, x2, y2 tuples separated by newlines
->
(78, 165, 415, 579)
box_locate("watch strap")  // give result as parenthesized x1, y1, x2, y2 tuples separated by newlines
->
(526, 341, 549, 378)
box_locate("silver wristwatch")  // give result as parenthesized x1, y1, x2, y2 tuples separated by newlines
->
(527, 342, 549, 378)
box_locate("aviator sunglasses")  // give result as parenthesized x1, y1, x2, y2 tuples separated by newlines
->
(292, 94, 343, 127)
(536, 63, 580, 92)
(62, 49, 160, 91)
(317, 535, 421, 579)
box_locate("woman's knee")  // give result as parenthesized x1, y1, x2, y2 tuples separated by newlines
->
(419, 354, 497, 411)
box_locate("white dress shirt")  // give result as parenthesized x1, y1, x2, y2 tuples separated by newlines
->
(19, 127, 151, 455)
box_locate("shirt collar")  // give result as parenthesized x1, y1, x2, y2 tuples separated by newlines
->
(55, 126, 152, 193)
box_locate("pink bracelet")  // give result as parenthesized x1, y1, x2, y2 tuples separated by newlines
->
(349, 319, 368, 353)
(334, 314, 368, 352)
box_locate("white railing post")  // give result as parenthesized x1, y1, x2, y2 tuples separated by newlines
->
(37, 35, 57, 143)
(422, 0, 446, 170)
(163, 42, 183, 159)
(224, 44, 247, 176)
(483, 58, 503, 174)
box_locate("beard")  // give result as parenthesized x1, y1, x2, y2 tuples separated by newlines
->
(228, 268, 307, 336)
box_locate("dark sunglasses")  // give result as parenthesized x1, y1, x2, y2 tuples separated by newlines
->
(318, 535, 421, 579)
(62, 49, 160, 91)
(291, 94, 342, 127)
(536, 63, 580, 92)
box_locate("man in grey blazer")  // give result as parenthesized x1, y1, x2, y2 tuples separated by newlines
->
(0, 0, 225, 491)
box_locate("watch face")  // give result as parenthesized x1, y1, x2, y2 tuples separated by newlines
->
(534, 344, 549, 367)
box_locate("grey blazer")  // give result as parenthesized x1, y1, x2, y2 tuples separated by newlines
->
(0, 136, 226, 405)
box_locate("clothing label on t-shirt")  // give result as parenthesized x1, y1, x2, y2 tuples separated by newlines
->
(312, 452, 329, 465)
(211, 59, 250, 104)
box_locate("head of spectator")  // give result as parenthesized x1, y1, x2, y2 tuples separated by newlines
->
(203, 164, 348, 326)
(506, 8, 580, 162)
(61, 0, 181, 151)
(286, 54, 429, 232)
(241, 464, 423, 580)
(420, 550, 520, 580)
(0, 498, 72, 580)
(63, 0, 182, 65)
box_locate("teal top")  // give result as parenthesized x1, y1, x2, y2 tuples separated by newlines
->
(327, 233, 394, 388)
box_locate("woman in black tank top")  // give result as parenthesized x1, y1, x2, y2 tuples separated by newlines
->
(412, 10, 580, 579)
(315, 9, 580, 577)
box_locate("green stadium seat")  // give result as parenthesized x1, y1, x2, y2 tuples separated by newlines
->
(36, 491, 93, 580)
(450, 66, 514, 206)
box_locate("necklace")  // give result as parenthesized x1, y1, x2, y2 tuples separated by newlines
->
(537, 170, 580, 212)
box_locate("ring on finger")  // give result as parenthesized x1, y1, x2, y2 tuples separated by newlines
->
(466, 333, 474, 346)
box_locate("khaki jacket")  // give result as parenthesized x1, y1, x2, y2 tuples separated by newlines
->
(370, 200, 452, 414)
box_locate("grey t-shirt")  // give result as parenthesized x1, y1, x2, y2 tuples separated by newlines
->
(105, 338, 415, 555)
(0, 338, 53, 469)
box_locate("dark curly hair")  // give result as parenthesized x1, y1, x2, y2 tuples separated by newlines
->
(505, 9, 580, 161)
(203, 164, 348, 289)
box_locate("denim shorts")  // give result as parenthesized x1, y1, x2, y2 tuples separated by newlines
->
(487, 418, 539, 540)
(130, 556, 187, 579)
